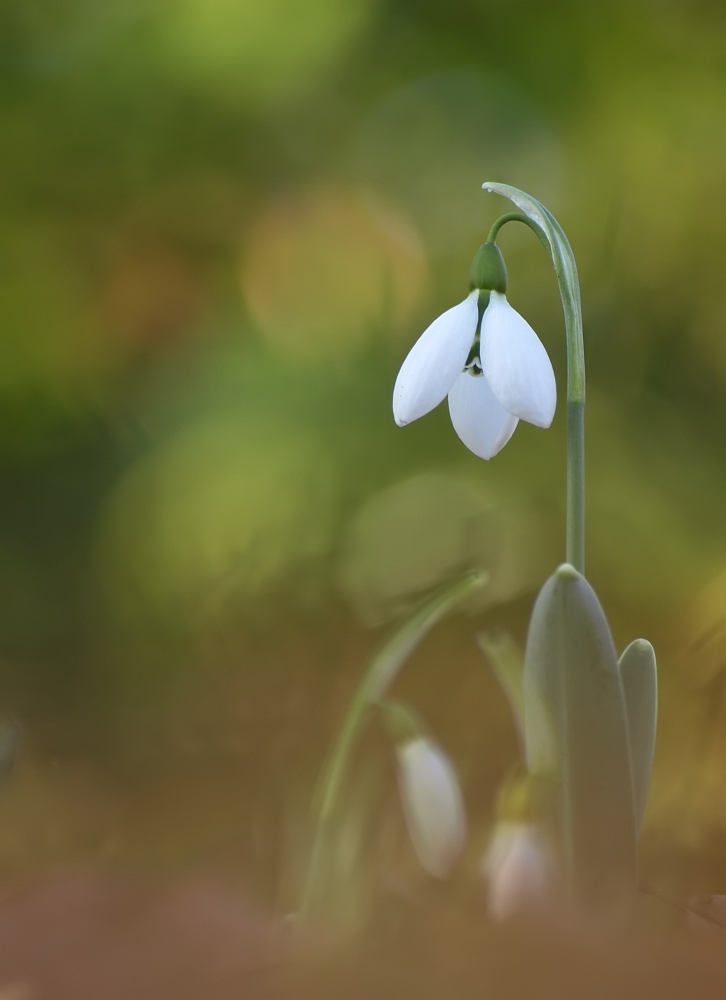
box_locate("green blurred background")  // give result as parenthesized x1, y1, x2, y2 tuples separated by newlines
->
(1, 0, 726, 926)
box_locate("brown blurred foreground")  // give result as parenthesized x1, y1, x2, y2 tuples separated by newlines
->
(0, 874, 726, 999)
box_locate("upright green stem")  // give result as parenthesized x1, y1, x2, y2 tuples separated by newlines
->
(487, 207, 586, 574)
(567, 400, 585, 574)
(299, 569, 486, 919)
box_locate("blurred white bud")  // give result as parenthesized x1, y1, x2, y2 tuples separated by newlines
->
(395, 736, 467, 878)
(481, 821, 549, 920)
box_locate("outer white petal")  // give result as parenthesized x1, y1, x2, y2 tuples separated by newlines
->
(396, 737, 467, 878)
(393, 292, 478, 426)
(480, 292, 556, 428)
(447, 370, 519, 460)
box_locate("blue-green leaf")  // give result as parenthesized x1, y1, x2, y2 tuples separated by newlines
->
(619, 639, 657, 835)
(523, 564, 637, 911)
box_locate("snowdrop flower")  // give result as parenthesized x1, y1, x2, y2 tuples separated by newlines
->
(481, 821, 550, 920)
(395, 736, 467, 878)
(392, 242, 557, 459)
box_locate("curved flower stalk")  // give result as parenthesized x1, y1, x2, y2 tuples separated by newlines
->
(299, 570, 486, 920)
(393, 243, 557, 461)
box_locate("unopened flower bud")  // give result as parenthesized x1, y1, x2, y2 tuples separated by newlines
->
(482, 821, 549, 920)
(395, 736, 467, 879)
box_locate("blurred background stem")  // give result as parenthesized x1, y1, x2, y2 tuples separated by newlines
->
(299, 569, 485, 920)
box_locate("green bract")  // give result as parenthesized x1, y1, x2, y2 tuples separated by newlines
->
(468, 241, 507, 293)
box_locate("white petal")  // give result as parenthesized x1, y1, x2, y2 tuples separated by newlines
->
(447, 370, 519, 460)
(480, 292, 556, 428)
(393, 292, 478, 426)
(396, 737, 467, 878)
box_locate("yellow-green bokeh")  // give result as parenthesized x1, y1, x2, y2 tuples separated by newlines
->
(1, 0, 726, 928)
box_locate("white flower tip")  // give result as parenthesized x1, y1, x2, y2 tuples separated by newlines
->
(392, 399, 409, 427)
(481, 822, 549, 921)
(527, 402, 556, 430)
(447, 370, 518, 460)
(396, 737, 467, 879)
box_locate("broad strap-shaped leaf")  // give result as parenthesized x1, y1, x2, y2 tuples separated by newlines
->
(523, 564, 637, 912)
(619, 639, 657, 835)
